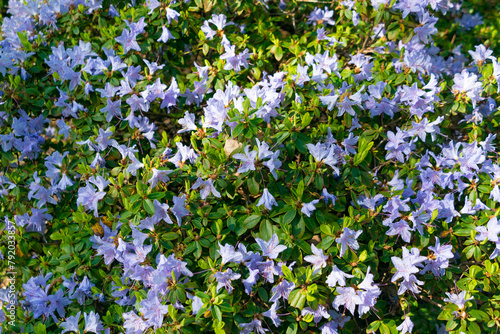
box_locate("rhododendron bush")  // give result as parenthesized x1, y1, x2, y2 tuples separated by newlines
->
(2, 0, 500, 332)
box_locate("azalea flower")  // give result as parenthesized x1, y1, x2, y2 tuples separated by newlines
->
(304, 244, 328, 272)
(336, 227, 362, 257)
(256, 234, 287, 259)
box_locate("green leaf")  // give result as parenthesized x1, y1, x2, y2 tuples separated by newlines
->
(366, 321, 381, 333)
(283, 210, 297, 225)
(259, 219, 273, 240)
(195, 291, 210, 301)
(478, 185, 491, 193)
(402, 30, 414, 44)
(431, 208, 439, 222)
(286, 323, 298, 334)
(258, 287, 268, 302)
(148, 192, 165, 200)
(247, 177, 260, 196)
(282, 264, 295, 282)
(296, 180, 304, 199)
(289, 289, 306, 309)
(143, 199, 155, 215)
(233, 123, 245, 137)
(394, 73, 406, 85)
(446, 319, 458, 331)
(379, 322, 391, 334)
(275, 46, 283, 61)
(468, 322, 481, 334)
(354, 138, 374, 166)
(162, 232, 179, 241)
(212, 305, 222, 322)
(469, 310, 489, 321)
(292, 217, 305, 238)
(243, 215, 261, 229)
(387, 28, 400, 40)
(34, 323, 46, 334)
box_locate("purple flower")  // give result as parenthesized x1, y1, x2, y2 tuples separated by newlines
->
(60, 311, 81, 334)
(158, 26, 175, 43)
(15, 208, 52, 236)
(178, 112, 197, 133)
(356, 267, 381, 316)
(263, 302, 281, 327)
(242, 268, 260, 294)
(269, 279, 295, 303)
(190, 295, 204, 315)
(385, 127, 412, 163)
(192, 177, 221, 199)
(452, 69, 483, 107)
(170, 142, 198, 168)
(70, 276, 95, 305)
(319, 91, 339, 111)
(233, 145, 257, 173)
(384, 219, 413, 243)
(414, 13, 437, 43)
(142, 78, 167, 102)
(408, 117, 443, 142)
(304, 244, 328, 272)
(258, 259, 280, 283)
(321, 188, 337, 205)
(148, 168, 173, 189)
(139, 290, 169, 330)
(123, 311, 150, 334)
(357, 194, 384, 210)
(201, 14, 233, 39)
(391, 249, 425, 283)
(214, 268, 241, 293)
(143, 60, 165, 76)
(125, 17, 147, 35)
(293, 64, 310, 87)
(240, 319, 268, 334)
(393, 0, 423, 18)
(301, 305, 330, 324)
(336, 227, 362, 257)
(83, 311, 104, 334)
(490, 185, 500, 203)
(476, 217, 500, 243)
(391, 248, 426, 294)
(443, 291, 473, 309)
(220, 41, 250, 73)
(468, 44, 494, 65)
(326, 265, 354, 287)
(257, 188, 278, 210)
(308, 6, 336, 26)
(47, 289, 71, 322)
(217, 242, 243, 265)
(101, 98, 122, 122)
(459, 13, 483, 30)
(171, 195, 189, 226)
(116, 29, 141, 53)
(166, 8, 180, 24)
(396, 317, 414, 334)
(332, 287, 361, 315)
(301, 199, 320, 217)
(306, 142, 339, 171)
(256, 234, 287, 259)
(77, 183, 106, 217)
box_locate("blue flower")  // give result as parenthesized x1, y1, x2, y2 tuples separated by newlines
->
(257, 188, 278, 210)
